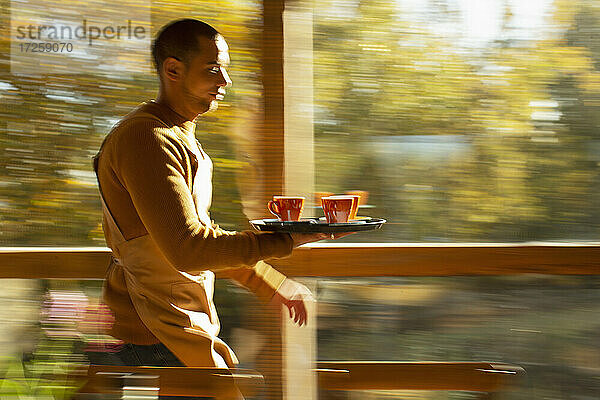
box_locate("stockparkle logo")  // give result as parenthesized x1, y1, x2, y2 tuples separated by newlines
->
(15, 19, 147, 45)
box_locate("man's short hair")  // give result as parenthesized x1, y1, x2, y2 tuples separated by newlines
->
(152, 19, 219, 74)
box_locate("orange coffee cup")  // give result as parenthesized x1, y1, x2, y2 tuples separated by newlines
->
(321, 195, 356, 223)
(346, 194, 360, 220)
(314, 191, 334, 207)
(268, 196, 305, 221)
(345, 190, 368, 206)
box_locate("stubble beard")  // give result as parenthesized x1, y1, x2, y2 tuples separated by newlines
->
(208, 100, 219, 113)
(183, 88, 214, 117)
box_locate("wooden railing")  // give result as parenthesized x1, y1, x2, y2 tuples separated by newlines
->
(1, 242, 598, 279)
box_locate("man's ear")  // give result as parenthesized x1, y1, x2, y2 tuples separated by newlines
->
(162, 57, 183, 81)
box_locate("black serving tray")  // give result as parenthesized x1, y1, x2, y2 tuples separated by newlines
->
(250, 217, 386, 233)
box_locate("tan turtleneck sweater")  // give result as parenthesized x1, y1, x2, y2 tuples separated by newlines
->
(95, 101, 291, 344)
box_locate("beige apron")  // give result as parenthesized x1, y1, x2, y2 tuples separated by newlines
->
(95, 120, 238, 368)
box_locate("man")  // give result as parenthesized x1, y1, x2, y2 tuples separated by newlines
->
(93, 19, 326, 372)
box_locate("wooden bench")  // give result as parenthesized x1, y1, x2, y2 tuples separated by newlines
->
(317, 361, 525, 396)
(78, 365, 264, 399)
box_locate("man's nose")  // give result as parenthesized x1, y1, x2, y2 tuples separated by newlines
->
(218, 67, 232, 87)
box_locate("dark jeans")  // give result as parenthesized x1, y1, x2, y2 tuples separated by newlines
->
(87, 343, 210, 399)
(116, 342, 185, 367)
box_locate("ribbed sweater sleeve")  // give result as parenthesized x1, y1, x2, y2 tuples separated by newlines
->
(107, 119, 292, 289)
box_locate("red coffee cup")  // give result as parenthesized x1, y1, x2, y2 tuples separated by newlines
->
(345, 195, 360, 220)
(321, 195, 356, 223)
(345, 190, 368, 207)
(268, 196, 305, 221)
(314, 191, 333, 207)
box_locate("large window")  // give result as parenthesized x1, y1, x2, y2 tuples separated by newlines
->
(4, 0, 599, 244)
(1, 2, 599, 400)
(313, 0, 600, 243)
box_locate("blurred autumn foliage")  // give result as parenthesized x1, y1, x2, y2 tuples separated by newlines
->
(0, 0, 599, 245)
(0, 0, 262, 244)
(314, 0, 600, 242)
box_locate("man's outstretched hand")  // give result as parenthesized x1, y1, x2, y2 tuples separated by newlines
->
(290, 232, 355, 247)
(274, 231, 356, 326)
(290, 232, 328, 247)
(271, 278, 314, 327)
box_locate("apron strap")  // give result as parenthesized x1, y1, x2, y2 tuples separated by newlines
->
(94, 154, 127, 250)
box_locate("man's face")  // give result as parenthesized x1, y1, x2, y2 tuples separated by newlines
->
(179, 35, 231, 117)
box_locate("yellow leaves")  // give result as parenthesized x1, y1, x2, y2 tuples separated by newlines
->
(87, 223, 104, 243)
(578, 71, 600, 94)
(211, 157, 249, 170)
(63, 178, 95, 187)
(466, 214, 499, 223)
(31, 200, 62, 208)
(547, 46, 594, 75)
(358, 43, 391, 53)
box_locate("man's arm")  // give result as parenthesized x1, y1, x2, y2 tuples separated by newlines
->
(109, 122, 334, 319)
(111, 123, 296, 273)
(270, 233, 350, 326)
(216, 232, 326, 311)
